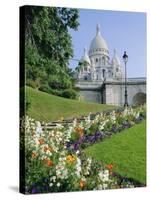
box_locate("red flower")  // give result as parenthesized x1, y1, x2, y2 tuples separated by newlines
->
(106, 164, 113, 170)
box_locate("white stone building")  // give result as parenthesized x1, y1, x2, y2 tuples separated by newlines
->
(75, 25, 146, 106)
(77, 24, 123, 82)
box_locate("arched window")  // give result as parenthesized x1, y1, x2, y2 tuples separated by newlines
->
(116, 68, 119, 72)
(102, 57, 105, 65)
(95, 58, 98, 63)
(108, 70, 111, 77)
(99, 58, 101, 65)
(84, 67, 87, 71)
(102, 69, 106, 78)
(84, 76, 87, 80)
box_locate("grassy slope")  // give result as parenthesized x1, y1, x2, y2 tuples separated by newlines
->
(85, 120, 146, 184)
(26, 87, 116, 122)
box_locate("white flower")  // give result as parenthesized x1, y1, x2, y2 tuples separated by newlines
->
(99, 170, 109, 182)
(76, 150, 80, 155)
(73, 118, 77, 127)
(51, 176, 56, 182)
(57, 182, 61, 187)
(56, 123, 64, 129)
(49, 183, 53, 187)
(59, 137, 62, 141)
(59, 157, 63, 161)
(103, 183, 108, 189)
(135, 111, 140, 119)
(35, 121, 43, 134)
(56, 162, 68, 179)
(75, 158, 82, 177)
(97, 184, 103, 190)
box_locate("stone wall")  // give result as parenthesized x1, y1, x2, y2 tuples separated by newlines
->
(105, 82, 146, 106)
(76, 80, 146, 106)
(105, 84, 124, 106)
(79, 90, 102, 103)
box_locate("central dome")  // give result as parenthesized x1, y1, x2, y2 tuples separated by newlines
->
(89, 24, 109, 57)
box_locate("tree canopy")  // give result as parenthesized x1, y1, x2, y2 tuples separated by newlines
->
(24, 6, 79, 91)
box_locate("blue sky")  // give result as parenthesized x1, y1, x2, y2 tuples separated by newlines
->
(69, 9, 146, 78)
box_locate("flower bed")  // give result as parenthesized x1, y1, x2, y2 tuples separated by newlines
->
(66, 106, 146, 151)
(20, 105, 146, 194)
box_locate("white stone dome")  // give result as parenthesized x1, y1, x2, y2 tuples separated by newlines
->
(80, 47, 91, 65)
(89, 24, 109, 57)
(112, 49, 121, 66)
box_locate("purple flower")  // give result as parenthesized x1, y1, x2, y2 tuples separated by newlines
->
(31, 187, 38, 194)
(73, 142, 79, 151)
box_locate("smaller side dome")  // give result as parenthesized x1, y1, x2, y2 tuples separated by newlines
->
(112, 49, 121, 66)
(80, 47, 91, 66)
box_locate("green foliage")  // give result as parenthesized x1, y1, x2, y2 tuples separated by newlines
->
(61, 88, 78, 99)
(24, 6, 79, 92)
(38, 84, 53, 94)
(26, 96, 31, 112)
(26, 79, 39, 89)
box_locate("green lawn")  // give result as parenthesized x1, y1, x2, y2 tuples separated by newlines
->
(85, 120, 146, 184)
(25, 86, 116, 122)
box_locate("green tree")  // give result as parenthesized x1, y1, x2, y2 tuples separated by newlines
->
(24, 6, 79, 91)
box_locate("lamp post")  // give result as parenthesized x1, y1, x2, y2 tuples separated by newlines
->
(122, 51, 128, 107)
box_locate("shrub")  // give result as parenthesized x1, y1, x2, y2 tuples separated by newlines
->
(61, 89, 78, 99)
(38, 84, 78, 100)
(51, 89, 63, 97)
(26, 79, 39, 89)
(39, 85, 53, 94)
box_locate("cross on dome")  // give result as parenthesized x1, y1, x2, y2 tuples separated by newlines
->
(96, 24, 101, 35)
(114, 48, 117, 56)
(84, 46, 87, 54)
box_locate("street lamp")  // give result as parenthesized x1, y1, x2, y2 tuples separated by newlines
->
(122, 51, 128, 107)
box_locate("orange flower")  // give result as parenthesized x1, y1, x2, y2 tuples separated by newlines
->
(79, 180, 86, 189)
(44, 146, 49, 152)
(47, 159, 53, 167)
(106, 164, 113, 170)
(66, 155, 76, 164)
(75, 126, 84, 137)
(43, 158, 53, 167)
(44, 146, 53, 152)
(31, 152, 37, 158)
(38, 138, 45, 145)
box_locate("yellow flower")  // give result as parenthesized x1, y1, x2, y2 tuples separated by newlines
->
(66, 155, 76, 164)
(75, 126, 84, 137)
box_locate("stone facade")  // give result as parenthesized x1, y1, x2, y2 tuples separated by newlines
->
(75, 24, 146, 106)
(76, 79, 146, 106)
(75, 24, 123, 82)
